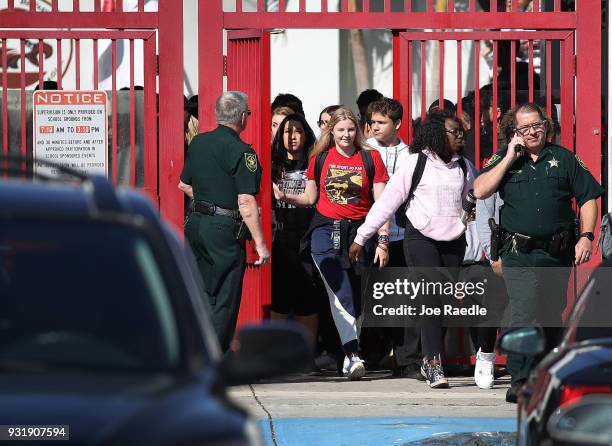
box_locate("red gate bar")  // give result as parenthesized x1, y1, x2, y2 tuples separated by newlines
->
(1, 39, 7, 173)
(143, 34, 158, 203)
(223, 16, 576, 31)
(456, 40, 462, 121)
(421, 40, 426, 121)
(510, 39, 516, 108)
(93, 39, 99, 89)
(37, 40, 43, 90)
(75, 39, 81, 90)
(560, 35, 574, 151)
(546, 40, 552, 117)
(129, 38, 136, 187)
(474, 39, 480, 168)
(439, 40, 444, 110)
(448, 0, 454, 12)
(20, 39, 26, 172)
(528, 39, 534, 102)
(111, 39, 117, 184)
(492, 40, 498, 153)
(56, 38, 62, 89)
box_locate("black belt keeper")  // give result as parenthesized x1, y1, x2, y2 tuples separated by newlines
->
(194, 201, 241, 220)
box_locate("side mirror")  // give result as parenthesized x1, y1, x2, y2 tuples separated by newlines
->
(498, 327, 545, 356)
(547, 395, 612, 445)
(219, 322, 312, 386)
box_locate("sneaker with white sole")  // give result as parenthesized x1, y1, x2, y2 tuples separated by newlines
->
(474, 348, 496, 389)
(342, 354, 365, 380)
(421, 356, 449, 388)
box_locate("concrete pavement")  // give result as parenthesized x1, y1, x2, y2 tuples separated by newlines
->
(229, 370, 517, 419)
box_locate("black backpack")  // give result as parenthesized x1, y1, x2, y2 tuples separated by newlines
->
(314, 149, 375, 202)
(395, 152, 467, 228)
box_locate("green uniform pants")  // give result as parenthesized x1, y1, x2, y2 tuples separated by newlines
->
(501, 246, 572, 385)
(185, 212, 246, 352)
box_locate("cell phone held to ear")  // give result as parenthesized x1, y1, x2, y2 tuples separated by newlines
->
(514, 143, 525, 157)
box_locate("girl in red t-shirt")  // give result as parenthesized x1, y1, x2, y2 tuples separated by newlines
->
(274, 107, 389, 380)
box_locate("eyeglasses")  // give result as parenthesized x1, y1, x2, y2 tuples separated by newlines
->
(514, 121, 545, 136)
(445, 128, 464, 136)
(244, 110, 252, 117)
(318, 120, 329, 128)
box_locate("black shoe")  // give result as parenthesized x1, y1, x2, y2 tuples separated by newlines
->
(505, 382, 525, 404)
(393, 362, 424, 380)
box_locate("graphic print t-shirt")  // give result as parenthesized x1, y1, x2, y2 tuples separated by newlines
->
(306, 148, 388, 220)
(275, 158, 313, 232)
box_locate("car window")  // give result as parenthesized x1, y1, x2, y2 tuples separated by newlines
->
(572, 265, 612, 342)
(0, 219, 180, 372)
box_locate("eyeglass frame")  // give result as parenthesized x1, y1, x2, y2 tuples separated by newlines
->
(445, 128, 464, 137)
(514, 120, 546, 136)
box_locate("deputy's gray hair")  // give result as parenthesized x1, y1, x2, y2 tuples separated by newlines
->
(216, 91, 249, 126)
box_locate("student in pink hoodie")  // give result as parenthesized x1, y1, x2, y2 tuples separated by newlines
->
(349, 115, 474, 388)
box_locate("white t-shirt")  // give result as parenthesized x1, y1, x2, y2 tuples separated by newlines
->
(367, 137, 409, 242)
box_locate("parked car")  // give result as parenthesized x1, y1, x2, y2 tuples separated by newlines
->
(547, 395, 612, 446)
(499, 258, 612, 446)
(0, 162, 310, 445)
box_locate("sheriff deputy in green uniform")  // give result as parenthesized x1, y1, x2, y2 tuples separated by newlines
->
(474, 102, 603, 403)
(178, 91, 270, 353)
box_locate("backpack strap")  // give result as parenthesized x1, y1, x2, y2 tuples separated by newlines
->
(407, 151, 428, 201)
(458, 157, 467, 181)
(359, 149, 375, 187)
(314, 150, 329, 190)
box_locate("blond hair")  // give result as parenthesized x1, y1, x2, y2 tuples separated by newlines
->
(311, 106, 367, 159)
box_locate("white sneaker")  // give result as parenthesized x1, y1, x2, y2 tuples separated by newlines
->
(474, 348, 496, 389)
(342, 354, 365, 380)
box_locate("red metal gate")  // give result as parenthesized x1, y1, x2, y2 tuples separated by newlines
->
(199, 0, 601, 322)
(393, 31, 575, 167)
(226, 29, 272, 326)
(0, 1, 184, 227)
(1, 29, 158, 195)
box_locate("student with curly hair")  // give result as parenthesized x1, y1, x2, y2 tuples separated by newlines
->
(350, 118, 475, 388)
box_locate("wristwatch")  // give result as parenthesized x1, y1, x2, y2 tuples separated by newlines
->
(579, 231, 595, 241)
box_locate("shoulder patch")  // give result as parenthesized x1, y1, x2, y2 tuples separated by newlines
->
(483, 154, 501, 168)
(575, 155, 590, 171)
(244, 152, 258, 172)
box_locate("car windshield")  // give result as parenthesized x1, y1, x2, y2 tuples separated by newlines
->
(573, 265, 612, 341)
(0, 219, 181, 372)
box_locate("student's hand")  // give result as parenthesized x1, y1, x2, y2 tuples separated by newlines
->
(491, 259, 503, 276)
(272, 183, 285, 201)
(349, 242, 363, 263)
(374, 246, 389, 269)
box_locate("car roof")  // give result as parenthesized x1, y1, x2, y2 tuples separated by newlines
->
(0, 175, 159, 227)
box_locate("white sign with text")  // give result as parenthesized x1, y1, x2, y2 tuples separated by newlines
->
(33, 90, 108, 178)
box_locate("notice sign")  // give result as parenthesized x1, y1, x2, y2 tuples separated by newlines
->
(33, 91, 108, 178)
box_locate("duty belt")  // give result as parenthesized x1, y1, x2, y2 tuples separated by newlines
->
(194, 201, 241, 220)
(504, 230, 570, 257)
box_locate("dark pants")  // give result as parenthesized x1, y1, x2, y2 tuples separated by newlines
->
(501, 246, 571, 385)
(310, 225, 371, 355)
(403, 226, 466, 358)
(388, 239, 421, 367)
(460, 262, 510, 353)
(185, 212, 246, 353)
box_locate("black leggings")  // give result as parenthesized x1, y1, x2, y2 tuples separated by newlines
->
(403, 226, 466, 358)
